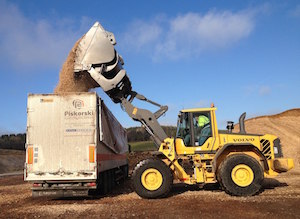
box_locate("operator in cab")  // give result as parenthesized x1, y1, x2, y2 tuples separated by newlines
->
(196, 115, 211, 145)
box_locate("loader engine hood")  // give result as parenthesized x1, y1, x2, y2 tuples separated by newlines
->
(74, 22, 132, 103)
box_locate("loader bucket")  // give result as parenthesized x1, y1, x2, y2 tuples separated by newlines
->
(74, 22, 117, 73)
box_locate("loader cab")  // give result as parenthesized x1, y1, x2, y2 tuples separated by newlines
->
(176, 107, 218, 153)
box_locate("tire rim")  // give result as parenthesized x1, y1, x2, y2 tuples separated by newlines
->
(141, 168, 163, 191)
(231, 164, 254, 187)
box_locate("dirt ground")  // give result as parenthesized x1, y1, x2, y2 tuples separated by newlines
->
(0, 150, 24, 174)
(1, 156, 300, 219)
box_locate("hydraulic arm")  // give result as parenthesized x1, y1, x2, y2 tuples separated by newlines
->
(73, 21, 168, 146)
(121, 92, 168, 147)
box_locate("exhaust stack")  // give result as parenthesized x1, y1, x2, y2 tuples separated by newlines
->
(239, 112, 246, 134)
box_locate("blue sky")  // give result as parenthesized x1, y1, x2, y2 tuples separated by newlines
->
(0, 0, 299, 134)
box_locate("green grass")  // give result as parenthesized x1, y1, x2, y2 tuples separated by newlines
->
(129, 141, 157, 152)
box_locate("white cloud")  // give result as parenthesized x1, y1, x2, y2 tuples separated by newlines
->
(259, 85, 271, 96)
(122, 19, 163, 51)
(0, 1, 91, 71)
(289, 4, 300, 17)
(121, 9, 256, 60)
(156, 11, 254, 60)
(244, 84, 271, 96)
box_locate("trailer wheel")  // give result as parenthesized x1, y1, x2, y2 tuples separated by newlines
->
(102, 171, 109, 194)
(120, 164, 129, 180)
(217, 154, 263, 196)
(132, 158, 173, 199)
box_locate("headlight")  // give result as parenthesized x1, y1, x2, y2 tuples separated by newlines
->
(273, 138, 283, 158)
(273, 146, 278, 154)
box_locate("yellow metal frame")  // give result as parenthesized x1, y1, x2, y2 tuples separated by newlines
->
(158, 107, 294, 186)
(181, 107, 217, 113)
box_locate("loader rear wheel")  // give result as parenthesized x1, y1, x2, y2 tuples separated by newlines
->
(132, 158, 173, 199)
(217, 154, 263, 196)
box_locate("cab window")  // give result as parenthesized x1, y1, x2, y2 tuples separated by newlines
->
(176, 112, 192, 146)
(192, 112, 212, 146)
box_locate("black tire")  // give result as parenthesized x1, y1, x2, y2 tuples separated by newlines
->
(108, 170, 113, 191)
(217, 154, 264, 196)
(121, 164, 129, 179)
(103, 171, 109, 194)
(132, 158, 173, 199)
(96, 173, 103, 194)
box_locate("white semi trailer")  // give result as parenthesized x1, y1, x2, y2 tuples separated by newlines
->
(24, 92, 128, 197)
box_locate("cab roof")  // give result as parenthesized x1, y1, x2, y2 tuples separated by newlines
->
(180, 107, 217, 113)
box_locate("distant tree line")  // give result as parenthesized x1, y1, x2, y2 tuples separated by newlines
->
(127, 126, 176, 142)
(0, 126, 177, 150)
(0, 134, 26, 150)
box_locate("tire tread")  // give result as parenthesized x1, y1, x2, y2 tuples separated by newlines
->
(132, 158, 173, 199)
(217, 154, 264, 196)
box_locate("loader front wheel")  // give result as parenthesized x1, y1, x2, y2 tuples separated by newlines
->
(132, 159, 173, 199)
(218, 154, 263, 196)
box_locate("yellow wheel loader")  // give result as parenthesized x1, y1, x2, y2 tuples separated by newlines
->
(131, 107, 294, 198)
(73, 22, 294, 198)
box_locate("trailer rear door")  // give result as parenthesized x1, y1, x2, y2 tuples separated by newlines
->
(25, 93, 97, 181)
